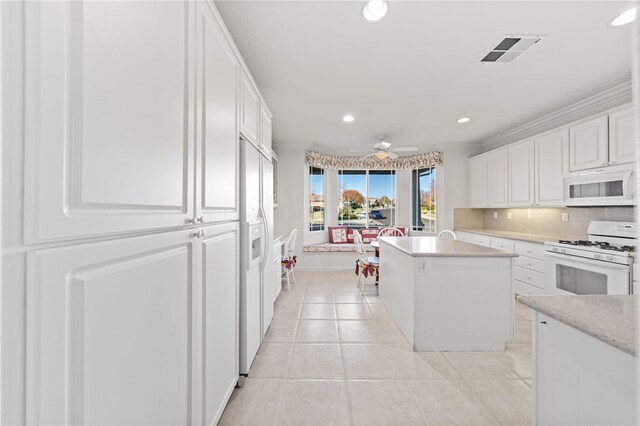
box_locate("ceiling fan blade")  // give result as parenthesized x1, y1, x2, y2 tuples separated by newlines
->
(379, 141, 392, 149)
(361, 152, 377, 159)
(390, 147, 418, 152)
(349, 149, 376, 153)
(387, 151, 399, 160)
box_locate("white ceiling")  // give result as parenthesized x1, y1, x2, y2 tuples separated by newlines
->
(215, 1, 634, 152)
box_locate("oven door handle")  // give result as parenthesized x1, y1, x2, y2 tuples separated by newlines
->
(545, 252, 631, 271)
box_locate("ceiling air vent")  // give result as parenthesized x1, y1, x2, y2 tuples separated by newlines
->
(480, 35, 544, 63)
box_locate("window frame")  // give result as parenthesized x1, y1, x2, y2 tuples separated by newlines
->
(337, 169, 396, 229)
(308, 166, 325, 232)
(411, 166, 437, 233)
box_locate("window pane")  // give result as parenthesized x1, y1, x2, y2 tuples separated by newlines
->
(338, 170, 367, 229)
(412, 167, 436, 232)
(368, 170, 395, 228)
(309, 167, 324, 231)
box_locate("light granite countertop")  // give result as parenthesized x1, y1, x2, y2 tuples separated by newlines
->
(455, 228, 559, 244)
(379, 236, 518, 258)
(517, 295, 638, 356)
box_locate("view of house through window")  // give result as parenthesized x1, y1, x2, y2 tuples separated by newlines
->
(412, 167, 436, 232)
(338, 170, 396, 229)
(309, 167, 325, 231)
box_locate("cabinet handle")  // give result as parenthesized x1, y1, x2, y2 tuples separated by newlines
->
(186, 218, 196, 225)
(193, 230, 206, 238)
(540, 321, 547, 324)
(196, 216, 204, 223)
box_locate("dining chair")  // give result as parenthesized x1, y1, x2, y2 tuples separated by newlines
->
(437, 229, 457, 240)
(281, 228, 298, 291)
(377, 226, 406, 237)
(353, 230, 380, 295)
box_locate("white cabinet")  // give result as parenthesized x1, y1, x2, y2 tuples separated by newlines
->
(201, 223, 240, 426)
(608, 107, 636, 166)
(490, 237, 515, 252)
(534, 312, 637, 425)
(23, 1, 194, 244)
(569, 116, 609, 171)
(26, 223, 239, 426)
(535, 130, 567, 206)
(486, 149, 508, 207)
(469, 155, 488, 207)
(196, 2, 240, 224)
(470, 233, 492, 248)
(260, 105, 273, 157)
(508, 141, 534, 207)
(240, 74, 260, 144)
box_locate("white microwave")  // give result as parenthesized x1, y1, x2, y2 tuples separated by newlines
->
(563, 164, 635, 206)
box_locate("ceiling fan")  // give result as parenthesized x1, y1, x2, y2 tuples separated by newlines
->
(350, 138, 418, 160)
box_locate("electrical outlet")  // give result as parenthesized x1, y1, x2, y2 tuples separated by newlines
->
(419, 260, 428, 272)
(493, 212, 498, 219)
(507, 212, 512, 220)
(562, 213, 569, 222)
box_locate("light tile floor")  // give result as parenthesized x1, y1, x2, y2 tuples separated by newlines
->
(220, 270, 533, 425)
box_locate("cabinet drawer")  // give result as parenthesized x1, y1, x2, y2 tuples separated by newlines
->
(514, 256, 545, 273)
(514, 241, 545, 260)
(513, 279, 545, 297)
(513, 266, 544, 289)
(490, 237, 515, 252)
(470, 234, 491, 247)
(456, 231, 473, 243)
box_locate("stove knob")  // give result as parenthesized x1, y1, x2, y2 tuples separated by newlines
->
(607, 255, 613, 261)
(594, 254, 601, 259)
(561, 249, 567, 254)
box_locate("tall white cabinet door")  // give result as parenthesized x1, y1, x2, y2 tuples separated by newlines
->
(260, 106, 273, 157)
(468, 155, 488, 208)
(24, 2, 194, 244)
(240, 74, 260, 144)
(26, 229, 195, 425)
(486, 149, 508, 207)
(508, 141, 534, 207)
(569, 116, 608, 171)
(608, 108, 636, 166)
(535, 130, 567, 206)
(195, 2, 239, 224)
(200, 223, 239, 426)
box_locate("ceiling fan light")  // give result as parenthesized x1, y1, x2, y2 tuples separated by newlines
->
(363, 0, 388, 22)
(375, 151, 388, 159)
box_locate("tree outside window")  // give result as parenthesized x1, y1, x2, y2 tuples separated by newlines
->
(338, 170, 395, 229)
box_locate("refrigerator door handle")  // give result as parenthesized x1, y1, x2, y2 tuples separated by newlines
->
(259, 206, 269, 272)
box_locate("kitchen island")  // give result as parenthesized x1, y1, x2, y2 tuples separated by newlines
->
(378, 236, 517, 351)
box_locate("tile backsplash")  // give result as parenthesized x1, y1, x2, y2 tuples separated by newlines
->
(454, 207, 635, 240)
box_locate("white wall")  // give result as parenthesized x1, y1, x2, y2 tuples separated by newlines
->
(273, 145, 480, 266)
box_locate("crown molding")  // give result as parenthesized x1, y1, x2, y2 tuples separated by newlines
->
(481, 81, 633, 151)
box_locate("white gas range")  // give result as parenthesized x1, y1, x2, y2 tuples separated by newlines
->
(544, 221, 636, 295)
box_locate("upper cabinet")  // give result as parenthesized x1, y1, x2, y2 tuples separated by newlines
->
(569, 116, 609, 171)
(486, 149, 508, 207)
(508, 141, 535, 207)
(240, 74, 260, 145)
(195, 2, 239, 224)
(23, 1, 194, 244)
(609, 108, 636, 166)
(535, 130, 567, 206)
(260, 105, 273, 157)
(23, 0, 271, 244)
(469, 155, 488, 208)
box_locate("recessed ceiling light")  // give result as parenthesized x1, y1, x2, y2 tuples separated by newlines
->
(363, 0, 388, 22)
(457, 117, 471, 124)
(611, 8, 636, 26)
(342, 114, 355, 123)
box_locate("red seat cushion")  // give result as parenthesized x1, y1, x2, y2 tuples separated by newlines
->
(360, 228, 380, 243)
(328, 226, 349, 243)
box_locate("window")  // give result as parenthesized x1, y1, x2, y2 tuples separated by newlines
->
(309, 167, 325, 231)
(338, 170, 396, 229)
(412, 167, 436, 232)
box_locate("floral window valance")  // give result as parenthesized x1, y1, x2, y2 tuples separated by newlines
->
(304, 150, 443, 170)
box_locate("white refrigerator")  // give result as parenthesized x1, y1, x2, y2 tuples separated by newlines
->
(239, 139, 274, 375)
